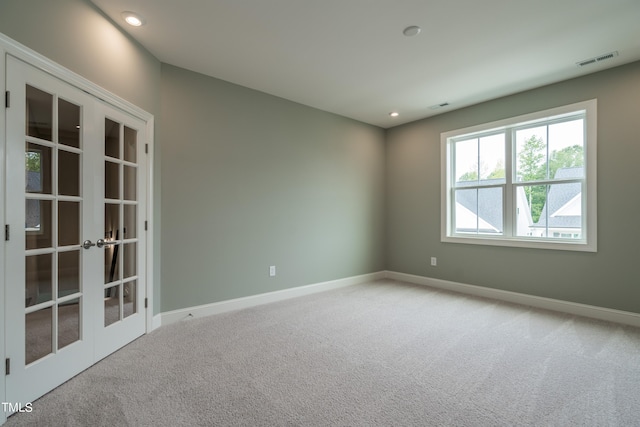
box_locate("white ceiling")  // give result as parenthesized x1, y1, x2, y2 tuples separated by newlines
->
(91, 0, 640, 128)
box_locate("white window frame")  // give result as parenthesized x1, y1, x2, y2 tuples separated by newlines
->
(441, 99, 597, 252)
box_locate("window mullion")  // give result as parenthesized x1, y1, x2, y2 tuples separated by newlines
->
(449, 142, 456, 236)
(504, 129, 514, 238)
(476, 138, 480, 234)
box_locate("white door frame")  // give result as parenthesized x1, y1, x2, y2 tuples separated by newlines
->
(0, 33, 155, 425)
(0, 34, 6, 427)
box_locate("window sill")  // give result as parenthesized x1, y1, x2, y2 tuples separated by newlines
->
(442, 234, 597, 252)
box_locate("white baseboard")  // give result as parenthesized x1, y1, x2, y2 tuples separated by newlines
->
(160, 271, 386, 326)
(151, 314, 162, 331)
(385, 271, 640, 328)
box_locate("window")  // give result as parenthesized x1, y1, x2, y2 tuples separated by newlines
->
(441, 100, 596, 252)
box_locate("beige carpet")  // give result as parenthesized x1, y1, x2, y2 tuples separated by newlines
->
(6, 279, 640, 426)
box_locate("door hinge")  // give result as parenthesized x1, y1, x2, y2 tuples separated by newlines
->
(144, 221, 148, 231)
(5, 358, 10, 376)
(5, 224, 9, 241)
(145, 143, 148, 154)
(5, 91, 9, 108)
(144, 298, 148, 309)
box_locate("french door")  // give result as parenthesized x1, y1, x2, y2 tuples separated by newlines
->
(4, 56, 147, 408)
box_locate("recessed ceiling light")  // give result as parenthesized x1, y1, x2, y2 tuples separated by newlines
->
(403, 26, 421, 37)
(122, 11, 146, 27)
(389, 112, 399, 117)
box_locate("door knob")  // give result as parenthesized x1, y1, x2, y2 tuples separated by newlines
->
(82, 239, 106, 249)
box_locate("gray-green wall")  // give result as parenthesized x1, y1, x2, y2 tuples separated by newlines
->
(160, 64, 386, 311)
(0, 0, 164, 311)
(386, 60, 640, 313)
(0, 0, 160, 115)
(0, 0, 386, 314)
(2, 0, 639, 316)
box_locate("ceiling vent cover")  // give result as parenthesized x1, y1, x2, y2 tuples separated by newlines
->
(430, 102, 450, 110)
(577, 51, 618, 67)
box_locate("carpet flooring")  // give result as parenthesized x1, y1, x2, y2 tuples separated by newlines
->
(5, 279, 640, 426)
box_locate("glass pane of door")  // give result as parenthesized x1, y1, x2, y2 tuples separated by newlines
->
(23, 85, 83, 364)
(25, 199, 52, 249)
(26, 143, 52, 194)
(25, 254, 52, 308)
(25, 308, 53, 365)
(58, 298, 81, 350)
(26, 85, 53, 141)
(58, 201, 80, 247)
(103, 118, 139, 327)
(58, 98, 80, 148)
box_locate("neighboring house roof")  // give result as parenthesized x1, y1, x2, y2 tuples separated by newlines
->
(552, 194, 581, 217)
(455, 167, 582, 232)
(532, 167, 583, 230)
(454, 202, 500, 233)
(455, 179, 504, 233)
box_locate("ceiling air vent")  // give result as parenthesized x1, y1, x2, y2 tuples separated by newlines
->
(577, 51, 618, 67)
(430, 102, 450, 110)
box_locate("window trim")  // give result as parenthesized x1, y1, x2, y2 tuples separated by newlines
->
(441, 99, 597, 252)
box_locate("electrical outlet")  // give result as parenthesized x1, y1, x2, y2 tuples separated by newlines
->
(430, 257, 437, 266)
(269, 266, 276, 277)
